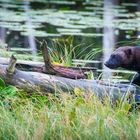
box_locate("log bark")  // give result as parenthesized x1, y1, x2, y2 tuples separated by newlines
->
(0, 57, 96, 77)
(6, 55, 17, 74)
(0, 48, 139, 101)
(0, 41, 97, 79)
(41, 41, 96, 79)
(0, 57, 139, 101)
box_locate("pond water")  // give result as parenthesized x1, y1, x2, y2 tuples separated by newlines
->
(0, 0, 139, 81)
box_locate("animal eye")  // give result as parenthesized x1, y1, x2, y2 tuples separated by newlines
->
(111, 55, 116, 58)
(125, 49, 132, 57)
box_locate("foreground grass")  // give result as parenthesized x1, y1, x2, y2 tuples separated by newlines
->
(0, 86, 139, 140)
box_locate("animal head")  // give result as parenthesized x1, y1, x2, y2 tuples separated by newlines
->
(104, 46, 134, 70)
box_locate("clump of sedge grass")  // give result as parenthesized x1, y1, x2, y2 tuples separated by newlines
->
(0, 39, 139, 139)
(48, 37, 101, 66)
(0, 85, 139, 140)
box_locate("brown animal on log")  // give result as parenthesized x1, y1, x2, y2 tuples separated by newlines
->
(105, 46, 140, 86)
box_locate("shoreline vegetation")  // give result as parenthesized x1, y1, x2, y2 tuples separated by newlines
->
(0, 47, 139, 139)
(0, 39, 139, 139)
(0, 84, 139, 140)
(0, 0, 140, 139)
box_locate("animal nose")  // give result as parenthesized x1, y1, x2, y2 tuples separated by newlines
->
(104, 61, 109, 67)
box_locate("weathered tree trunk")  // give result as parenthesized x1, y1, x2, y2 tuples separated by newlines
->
(24, 0, 37, 58)
(102, 0, 116, 79)
(0, 55, 139, 101)
(41, 41, 96, 79)
(1, 63, 139, 96)
(0, 41, 97, 79)
(0, 42, 139, 101)
(0, 56, 96, 72)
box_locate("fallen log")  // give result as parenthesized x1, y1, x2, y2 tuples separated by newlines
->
(41, 41, 97, 79)
(0, 55, 140, 102)
(42, 43, 85, 79)
(0, 41, 97, 79)
(0, 57, 96, 72)
(0, 56, 97, 78)
(0, 43, 140, 102)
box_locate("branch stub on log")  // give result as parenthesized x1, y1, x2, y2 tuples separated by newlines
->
(6, 55, 17, 75)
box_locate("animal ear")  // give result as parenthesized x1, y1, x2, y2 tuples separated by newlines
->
(125, 48, 132, 57)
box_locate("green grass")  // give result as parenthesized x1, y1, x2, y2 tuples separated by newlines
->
(46, 37, 101, 66)
(0, 85, 139, 140)
(0, 37, 140, 140)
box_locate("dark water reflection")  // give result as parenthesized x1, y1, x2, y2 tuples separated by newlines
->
(0, 0, 103, 56)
